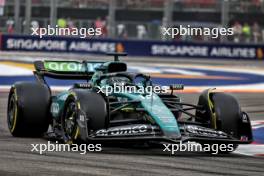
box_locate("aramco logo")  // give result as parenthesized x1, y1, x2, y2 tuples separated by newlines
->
(45, 62, 83, 72)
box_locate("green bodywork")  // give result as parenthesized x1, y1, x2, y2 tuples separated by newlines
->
(47, 61, 181, 138)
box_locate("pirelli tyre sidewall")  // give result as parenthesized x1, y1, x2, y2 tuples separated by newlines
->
(7, 82, 51, 137)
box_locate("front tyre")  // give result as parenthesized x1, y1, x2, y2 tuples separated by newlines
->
(196, 90, 252, 154)
(61, 89, 108, 144)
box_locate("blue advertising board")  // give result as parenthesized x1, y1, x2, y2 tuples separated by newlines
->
(1, 34, 263, 60)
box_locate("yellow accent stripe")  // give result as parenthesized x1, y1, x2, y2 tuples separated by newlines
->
(11, 89, 18, 133)
(74, 127, 80, 140)
(74, 101, 81, 140)
(69, 92, 77, 98)
(207, 89, 217, 129)
(66, 140, 73, 145)
(77, 102, 80, 110)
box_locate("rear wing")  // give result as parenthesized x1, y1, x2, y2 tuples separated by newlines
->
(33, 60, 103, 82)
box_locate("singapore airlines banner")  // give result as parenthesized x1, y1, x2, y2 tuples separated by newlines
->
(1, 34, 263, 60)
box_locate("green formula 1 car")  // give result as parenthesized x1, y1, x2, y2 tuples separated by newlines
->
(7, 53, 253, 153)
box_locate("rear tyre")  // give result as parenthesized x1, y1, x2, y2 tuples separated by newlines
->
(7, 82, 51, 137)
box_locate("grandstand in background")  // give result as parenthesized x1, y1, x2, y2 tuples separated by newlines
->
(1, 0, 264, 43)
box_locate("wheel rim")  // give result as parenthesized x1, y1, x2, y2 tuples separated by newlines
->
(63, 101, 78, 138)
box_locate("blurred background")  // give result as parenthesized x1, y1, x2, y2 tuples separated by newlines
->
(1, 0, 264, 44)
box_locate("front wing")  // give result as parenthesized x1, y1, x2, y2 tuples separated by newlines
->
(76, 119, 252, 144)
